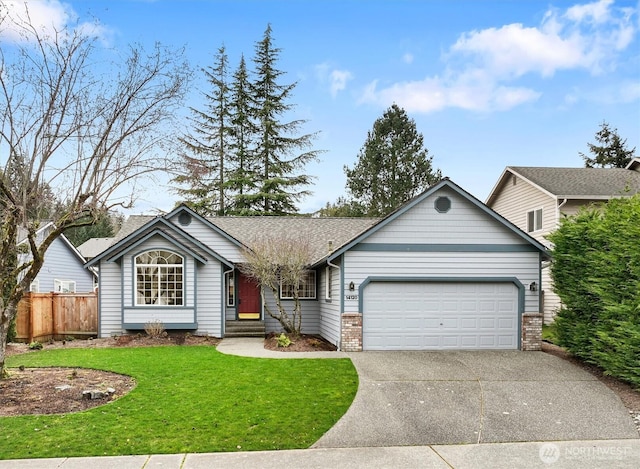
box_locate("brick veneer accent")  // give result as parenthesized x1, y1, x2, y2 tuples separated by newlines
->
(522, 312, 543, 351)
(341, 313, 363, 352)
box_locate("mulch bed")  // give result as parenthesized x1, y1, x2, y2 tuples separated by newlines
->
(263, 333, 337, 352)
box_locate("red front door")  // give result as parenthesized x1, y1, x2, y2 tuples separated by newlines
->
(237, 272, 261, 320)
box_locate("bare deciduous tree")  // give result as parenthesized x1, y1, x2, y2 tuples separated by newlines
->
(0, 6, 191, 377)
(239, 235, 313, 335)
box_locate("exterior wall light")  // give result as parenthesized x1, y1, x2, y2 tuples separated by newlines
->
(529, 281, 538, 291)
(349, 281, 355, 291)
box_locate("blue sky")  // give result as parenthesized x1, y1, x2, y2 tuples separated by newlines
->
(4, 0, 640, 214)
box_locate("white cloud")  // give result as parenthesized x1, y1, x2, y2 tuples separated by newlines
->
(402, 52, 414, 64)
(329, 69, 353, 97)
(0, 0, 111, 43)
(360, 0, 637, 113)
(315, 62, 353, 97)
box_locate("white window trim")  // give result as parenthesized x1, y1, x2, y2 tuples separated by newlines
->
(527, 207, 543, 233)
(135, 250, 184, 306)
(325, 266, 332, 301)
(54, 279, 76, 293)
(280, 270, 317, 300)
(226, 271, 235, 307)
(30, 279, 39, 293)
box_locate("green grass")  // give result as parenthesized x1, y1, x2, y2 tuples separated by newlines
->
(1, 346, 357, 459)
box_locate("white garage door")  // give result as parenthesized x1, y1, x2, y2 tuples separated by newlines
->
(363, 282, 519, 350)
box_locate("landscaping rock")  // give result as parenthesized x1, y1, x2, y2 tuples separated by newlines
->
(82, 389, 114, 400)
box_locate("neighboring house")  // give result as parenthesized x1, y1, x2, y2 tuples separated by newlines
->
(78, 237, 115, 261)
(18, 222, 96, 293)
(86, 179, 549, 351)
(486, 158, 640, 323)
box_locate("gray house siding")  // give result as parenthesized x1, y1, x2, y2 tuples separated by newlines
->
(263, 288, 321, 335)
(340, 186, 541, 339)
(34, 236, 95, 292)
(319, 259, 342, 347)
(343, 251, 540, 314)
(98, 234, 224, 337)
(98, 261, 124, 338)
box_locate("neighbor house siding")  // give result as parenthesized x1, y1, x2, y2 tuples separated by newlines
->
(36, 237, 95, 292)
(490, 174, 556, 246)
(318, 259, 342, 346)
(19, 236, 94, 292)
(98, 261, 123, 338)
(168, 214, 244, 263)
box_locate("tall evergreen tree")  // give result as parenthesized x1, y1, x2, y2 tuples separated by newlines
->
(226, 55, 259, 215)
(344, 104, 441, 217)
(248, 24, 320, 215)
(580, 121, 636, 168)
(174, 45, 232, 215)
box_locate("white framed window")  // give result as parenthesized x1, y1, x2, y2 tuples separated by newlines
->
(527, 208, 543, 233)
(54, 279, 76, 293)
(325, 266, 332, 301)
(226, 272, 235, 307)
(135, 250, 184, 306)
(30, 280, 39, 293)
(280, 270, 316, 300)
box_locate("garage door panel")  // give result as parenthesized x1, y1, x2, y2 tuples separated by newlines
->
(363, 282, 519, 350)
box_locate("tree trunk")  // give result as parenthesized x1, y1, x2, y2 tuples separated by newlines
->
(0, 304, 16, 378)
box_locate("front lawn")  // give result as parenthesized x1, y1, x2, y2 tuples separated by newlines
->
(1, 346, 357, 459)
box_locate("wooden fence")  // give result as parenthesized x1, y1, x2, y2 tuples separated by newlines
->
(15, 292, 98, 343)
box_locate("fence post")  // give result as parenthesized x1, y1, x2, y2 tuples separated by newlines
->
(52, 292, 58, 340)
(27, 293, 34, 343)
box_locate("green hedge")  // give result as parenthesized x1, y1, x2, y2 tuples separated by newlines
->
(549, 195, 640, 388)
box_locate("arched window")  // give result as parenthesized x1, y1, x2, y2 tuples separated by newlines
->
(135, 250, 184, 306)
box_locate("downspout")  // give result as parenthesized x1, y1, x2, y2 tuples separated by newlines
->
(222, 265, 234, 337)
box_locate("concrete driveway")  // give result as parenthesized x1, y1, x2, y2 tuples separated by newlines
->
(313, 351, 639, 448)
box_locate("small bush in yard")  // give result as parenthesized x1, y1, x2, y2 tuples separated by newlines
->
(277, 333, 292, 348)
(549, 195, 640, 387)
(28, 341, 43, 350)
(144, 320, 166, 339)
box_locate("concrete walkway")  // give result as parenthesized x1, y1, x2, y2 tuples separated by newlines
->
(2, 338, 639, 468)
(1, 440, 639, 468)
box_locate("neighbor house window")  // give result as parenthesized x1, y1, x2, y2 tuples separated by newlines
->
(226, 272, 235, 307)
(527, 208, 543, 232)
(280, 270, 316, 300)
(54, 279, 76, 293)
(30, 280, 39, 293)
(135, 250, 183, 306)
(325, 266, 332, 301)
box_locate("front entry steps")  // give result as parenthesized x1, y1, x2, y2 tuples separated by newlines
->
(225, 320, 266, 338)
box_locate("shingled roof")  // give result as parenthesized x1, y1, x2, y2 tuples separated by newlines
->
(110, 213, 380, 265)
(507, 166, 640, 198)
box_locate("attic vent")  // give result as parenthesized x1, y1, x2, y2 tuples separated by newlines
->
(434, 196, 451, 213)
(512, 175, 517, 185)
(178, 212, 192, 226)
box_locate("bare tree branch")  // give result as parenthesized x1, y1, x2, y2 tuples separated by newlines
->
(0, 6, 192, 377)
